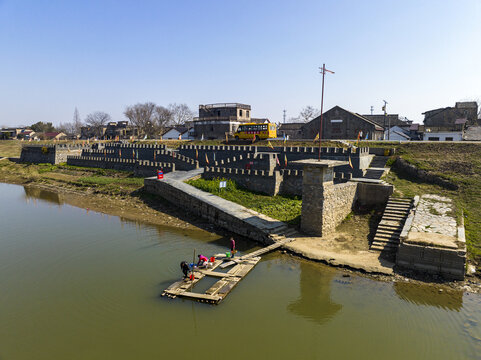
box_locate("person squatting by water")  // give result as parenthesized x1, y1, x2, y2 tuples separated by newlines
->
(197, 254, 209, 268)
(180, 261, 191, 278)
(230, 237, 236, 258)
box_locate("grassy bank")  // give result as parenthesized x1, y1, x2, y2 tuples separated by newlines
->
(186, 177, 302, 225)
(381, 143, 481, 264)
(0, 160, 145, 196)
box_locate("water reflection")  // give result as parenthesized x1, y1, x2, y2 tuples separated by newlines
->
(394, 281, 463, 311)
(23, 186, 63, 205)
(288, 262, 342, 325)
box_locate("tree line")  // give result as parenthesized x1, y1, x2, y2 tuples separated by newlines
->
(38, 102, 194, 138)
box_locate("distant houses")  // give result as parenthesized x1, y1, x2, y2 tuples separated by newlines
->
(162, 126, 194, 140)
(422, 101, 479, 141)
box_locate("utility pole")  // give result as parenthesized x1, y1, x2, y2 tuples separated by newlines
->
(283, 109, 286, 124)
(382, 100, 388, 140)
(318, 63, 335, 160)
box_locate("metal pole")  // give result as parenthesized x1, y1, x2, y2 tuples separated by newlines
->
(319, 64, 325, 161)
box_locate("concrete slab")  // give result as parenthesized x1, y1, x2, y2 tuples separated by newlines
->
(405, 232, 458, 249)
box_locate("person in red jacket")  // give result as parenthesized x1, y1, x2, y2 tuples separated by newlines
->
(197, 254, 208, 268)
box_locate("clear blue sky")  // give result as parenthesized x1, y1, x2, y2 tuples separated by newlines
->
(0, 0, 480, 127)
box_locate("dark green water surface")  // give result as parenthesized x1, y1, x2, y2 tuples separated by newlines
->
(0, 183, 480, 359)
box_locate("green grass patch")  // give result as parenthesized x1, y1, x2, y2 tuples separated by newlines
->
(186, 177, 301, 225)
(36, 163, 58, 173)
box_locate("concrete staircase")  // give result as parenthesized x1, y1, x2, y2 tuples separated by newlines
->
(370, 196, 414, 254)
(363, 155, 390, 180)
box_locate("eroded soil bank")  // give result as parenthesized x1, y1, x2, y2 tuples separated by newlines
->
(1, 159, 479, 292)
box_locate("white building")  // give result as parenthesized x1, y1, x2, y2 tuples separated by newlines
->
(384, 126, 411, 141)
(162, 126, 194, 140)
(423, 131, 463, 141)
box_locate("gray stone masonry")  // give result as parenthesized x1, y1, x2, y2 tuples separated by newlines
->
(20, 144, 86, 164)
(178, 144, 371, 177)
(67, 156, 174, 177)
(396, 194, 466, 280)
(296, 159, 357, 236)
(144, 169, 293, 245)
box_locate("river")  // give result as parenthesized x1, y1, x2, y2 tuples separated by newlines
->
(0, 183, 479, 359)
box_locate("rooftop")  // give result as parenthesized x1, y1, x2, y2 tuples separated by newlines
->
(199, 103, 251, 110)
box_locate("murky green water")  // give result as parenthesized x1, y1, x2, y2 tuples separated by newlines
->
(0, 183, 480, 359)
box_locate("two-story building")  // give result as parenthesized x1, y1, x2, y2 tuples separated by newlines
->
(193, 103, 252, 139)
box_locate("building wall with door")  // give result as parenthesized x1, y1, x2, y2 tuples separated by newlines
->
(301, 106, 384, 140)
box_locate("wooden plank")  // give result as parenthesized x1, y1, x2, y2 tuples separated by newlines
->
(198, 270, 240, 278)
(205, 280, 229, 296)
(178, 291, 222, 302)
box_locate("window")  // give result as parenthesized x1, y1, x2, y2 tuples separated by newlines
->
(247, 111, 250, 117)
(217, 110, 221, 116)
(445, 137, 453, 141)
(428, 137, 439, 141)
(239, 109, 243, 117)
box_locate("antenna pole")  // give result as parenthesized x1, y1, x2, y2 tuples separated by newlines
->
(318, 63, 335, 160)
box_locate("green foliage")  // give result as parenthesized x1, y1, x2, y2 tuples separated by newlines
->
(36, 163, 58, 173)
(30, 121, 56, 133)
(186, 177, 301, 225)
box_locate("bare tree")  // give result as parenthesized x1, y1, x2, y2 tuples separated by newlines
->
(85, 111, 111, 138)
(72, 107, 83, 135)
(299, 106, 321, 123)
(56, 122, 76, 136)
(153, 105, 173, 135)
(168, 103, 194, 126)
(124, 102, 157, 138)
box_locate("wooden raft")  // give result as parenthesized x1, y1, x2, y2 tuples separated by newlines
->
(162, 257, 261, 304)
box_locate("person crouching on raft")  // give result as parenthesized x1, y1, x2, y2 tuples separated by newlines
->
(180, 261, 191, 278)
(197, 254, 209, 268)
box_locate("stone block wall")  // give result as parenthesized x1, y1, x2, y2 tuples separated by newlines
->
(396, 244, 465, 280)
(355, 182, 394, 207)
(20, 144, 85, 164)
(320, 182, 358, 235)
(67, 156, 174, 176)
(278, 169, 303, 196)
(154, 150, 199, 171)
(179, 144, 370, 177)
(144, 177, 273, 244)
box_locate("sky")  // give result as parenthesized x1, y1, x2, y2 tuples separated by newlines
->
(0, 0, 480, 127)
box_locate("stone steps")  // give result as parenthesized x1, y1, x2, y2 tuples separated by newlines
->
(370, 195, 414, 254)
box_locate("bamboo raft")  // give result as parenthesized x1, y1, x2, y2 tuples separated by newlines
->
(162, 237, 294, 304)
(162, 256, 261, 304)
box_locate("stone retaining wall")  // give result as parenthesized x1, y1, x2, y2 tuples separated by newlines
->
(321, 182, 358, 235)
(67, 156, 174, 176)
(396, 244, 465, 280)
(144, 176, 282, 245)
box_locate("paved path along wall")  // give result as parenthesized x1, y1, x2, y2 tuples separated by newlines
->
(144, 169, 293, 244)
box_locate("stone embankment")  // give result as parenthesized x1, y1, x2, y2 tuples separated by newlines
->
(396, 194, 466, 280)
(144, 169, 298, 245)
(144, 169, 395, 275)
